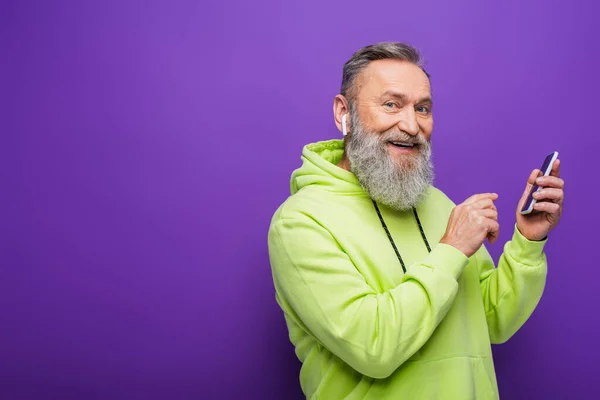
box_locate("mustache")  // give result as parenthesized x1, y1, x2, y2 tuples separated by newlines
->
(380, 130, 428, 146)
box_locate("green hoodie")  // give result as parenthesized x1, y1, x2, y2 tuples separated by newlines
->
(268, 139, 547, 399)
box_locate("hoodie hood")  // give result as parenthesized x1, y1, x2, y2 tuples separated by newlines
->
(290, 139, 366, 196)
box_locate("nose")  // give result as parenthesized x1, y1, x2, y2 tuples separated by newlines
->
(397, 107, 419, 136)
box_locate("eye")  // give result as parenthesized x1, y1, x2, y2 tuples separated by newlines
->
(384, 102, 397, 109)
(416, 105, 431, 114)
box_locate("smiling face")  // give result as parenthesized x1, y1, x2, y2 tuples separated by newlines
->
(335, 59, 435, 211)
(350, 59, 433, 164)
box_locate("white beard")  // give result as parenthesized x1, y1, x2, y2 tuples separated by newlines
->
(344, 110, 434, 211)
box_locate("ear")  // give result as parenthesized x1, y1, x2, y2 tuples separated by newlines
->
(333, 95, 351, 135)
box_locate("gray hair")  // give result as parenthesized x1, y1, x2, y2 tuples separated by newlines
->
(341, 42, 429, 103)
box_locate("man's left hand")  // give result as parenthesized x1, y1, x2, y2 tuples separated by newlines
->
(516, 159, 564, 241)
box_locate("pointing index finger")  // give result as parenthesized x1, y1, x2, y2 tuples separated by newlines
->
(464, 193, 498, 205)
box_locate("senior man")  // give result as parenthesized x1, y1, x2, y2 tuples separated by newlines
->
(268, 42, 564, 399)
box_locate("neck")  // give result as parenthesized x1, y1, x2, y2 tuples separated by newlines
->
(337, 150, 352, 172)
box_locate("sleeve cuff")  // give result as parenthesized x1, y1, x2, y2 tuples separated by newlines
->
(506, 224, 547, 266)
(418, 243, 470, 279)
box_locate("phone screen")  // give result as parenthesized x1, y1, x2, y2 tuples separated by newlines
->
(520, 152, 557, 214)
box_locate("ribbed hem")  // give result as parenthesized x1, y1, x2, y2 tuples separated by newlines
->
(419, 243, 470, 279)
(506, 224, 547, 266)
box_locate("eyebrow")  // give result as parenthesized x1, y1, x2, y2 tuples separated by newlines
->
(380, 90, 432, 104)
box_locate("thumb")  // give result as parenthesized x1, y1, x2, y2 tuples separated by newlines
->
(527, 169, 542, 186)
(518, 169, 542, 209)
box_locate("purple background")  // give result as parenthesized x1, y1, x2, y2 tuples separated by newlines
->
(1, 0, 598, 399)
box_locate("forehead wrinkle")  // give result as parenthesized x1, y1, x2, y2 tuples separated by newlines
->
(353, 61, 430, 104)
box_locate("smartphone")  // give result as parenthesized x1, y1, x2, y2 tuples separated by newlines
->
(520, 151, 559, 215)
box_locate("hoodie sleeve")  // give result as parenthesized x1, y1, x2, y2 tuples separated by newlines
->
(476, 224, 548, 343)
(268, 213, 469, 380)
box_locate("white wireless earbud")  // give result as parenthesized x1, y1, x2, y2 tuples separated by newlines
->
(341, 114, 348, 136)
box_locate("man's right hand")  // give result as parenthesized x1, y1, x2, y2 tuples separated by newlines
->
(440, 193, 499, 258)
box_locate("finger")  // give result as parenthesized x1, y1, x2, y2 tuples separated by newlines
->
(471, 209, 499, 224)
(471, 210, 499, 226)
(486, 219, 500, 244)
(480, 208, 499, 220)
(471, 198, 498, 211)
(533, 201, 560, 214)
(533, 188, 564, 203)
(550, 158, 561, 178)
(527, 169, 542, 186)
(536, 175, 564, 189)
(518, 169, 543, 210)
(464, 193, 498, 205)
